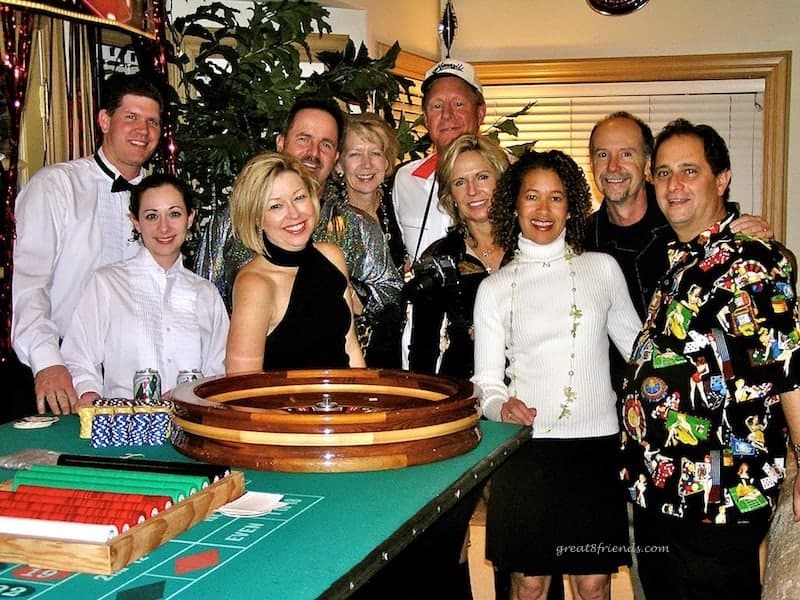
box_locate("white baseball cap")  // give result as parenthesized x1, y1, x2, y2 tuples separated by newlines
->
(421, 59, 483, 95)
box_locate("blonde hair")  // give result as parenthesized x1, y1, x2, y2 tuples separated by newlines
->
(343, 112, 400, 176)
(436, 134, 510, 231)
(230, 152, 320, 254)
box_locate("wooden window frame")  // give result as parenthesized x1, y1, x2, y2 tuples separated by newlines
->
(385, 49, 791, 240)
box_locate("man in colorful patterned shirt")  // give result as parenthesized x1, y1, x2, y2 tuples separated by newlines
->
(622, 118, 800, 599)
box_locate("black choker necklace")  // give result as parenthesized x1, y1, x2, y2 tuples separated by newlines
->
(261, 231, 312, 267)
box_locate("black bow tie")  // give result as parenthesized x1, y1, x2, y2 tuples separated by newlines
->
(111, 176, 134, 193)
(94, 153, 134, 193)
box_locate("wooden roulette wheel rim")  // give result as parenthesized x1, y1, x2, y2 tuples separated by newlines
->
(171, 368, 481, 472)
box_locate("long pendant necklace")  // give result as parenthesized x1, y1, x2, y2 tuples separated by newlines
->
(508, 245, 581, 432)
(376, 203, 392, 244)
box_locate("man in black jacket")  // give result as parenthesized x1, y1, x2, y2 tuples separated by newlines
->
(586, 112, 773, 389)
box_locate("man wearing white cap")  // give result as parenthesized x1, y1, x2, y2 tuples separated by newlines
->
(369, 58, 487, 599)
(393, 59, 486, 264)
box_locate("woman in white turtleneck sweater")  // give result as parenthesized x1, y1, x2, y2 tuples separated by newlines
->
(472, 149, 641, 600)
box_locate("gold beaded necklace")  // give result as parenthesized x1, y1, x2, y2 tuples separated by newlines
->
(508, 243, 582, 432)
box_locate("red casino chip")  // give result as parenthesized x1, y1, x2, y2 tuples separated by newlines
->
(623, 397, 647, 440)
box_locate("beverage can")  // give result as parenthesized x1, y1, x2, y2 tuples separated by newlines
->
(176, 369, 203, 386)
(133, 369, 162, 403)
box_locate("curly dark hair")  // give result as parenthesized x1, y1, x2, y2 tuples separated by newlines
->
(490, 149, 592, 254)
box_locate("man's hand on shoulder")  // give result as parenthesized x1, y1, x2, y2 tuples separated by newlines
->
(730, 214, 773, 240)
(34, 365, 78, 415)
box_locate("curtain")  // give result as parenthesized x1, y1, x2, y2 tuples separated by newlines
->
(44, 18, 96, 165)
(18, 16, 96, 187)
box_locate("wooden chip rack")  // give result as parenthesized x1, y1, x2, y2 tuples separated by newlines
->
(0, 471, 244, 575)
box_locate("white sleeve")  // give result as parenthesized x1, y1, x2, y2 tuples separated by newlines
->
(471, 279, 509, 422)
(60, 273, 109, 398)
(200, 283, 230, 377)
(11, 171, 68, 373)
(604, 258, 643, 362)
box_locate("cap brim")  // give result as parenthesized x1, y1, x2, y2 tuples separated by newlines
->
(421, 73, 480, 94)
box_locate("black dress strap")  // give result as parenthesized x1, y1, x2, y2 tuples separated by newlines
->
(262, 242, 350, 370)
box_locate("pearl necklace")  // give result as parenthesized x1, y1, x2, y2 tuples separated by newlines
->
(508, 244, 581, 432)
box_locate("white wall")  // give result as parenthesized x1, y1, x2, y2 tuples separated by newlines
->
(323, 0, 440, 58)
(171, 2, 366, 51)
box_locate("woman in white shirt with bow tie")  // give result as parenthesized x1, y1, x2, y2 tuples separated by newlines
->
(62, 174, 229, 402)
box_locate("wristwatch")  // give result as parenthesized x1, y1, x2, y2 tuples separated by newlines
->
(587, 0, 650, 16)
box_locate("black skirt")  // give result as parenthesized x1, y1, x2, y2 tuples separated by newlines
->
(486, 434, 631, 575)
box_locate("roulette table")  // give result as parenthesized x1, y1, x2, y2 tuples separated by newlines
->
(0, 409, 528, 598)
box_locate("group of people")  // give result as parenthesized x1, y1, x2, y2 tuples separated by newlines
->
(195, 98, 405, 371)
(9, 61, 800, 600)
(11, 74, 229, 411)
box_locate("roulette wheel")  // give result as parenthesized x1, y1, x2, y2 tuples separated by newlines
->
(171, 369, 481, 472)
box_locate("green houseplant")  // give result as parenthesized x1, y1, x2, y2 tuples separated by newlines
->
(166, 0, 412, 253)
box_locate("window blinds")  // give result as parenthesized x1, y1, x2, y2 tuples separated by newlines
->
(394, 78, 764, 215)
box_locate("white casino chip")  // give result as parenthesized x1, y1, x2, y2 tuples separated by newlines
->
(13, 416, 60, 429)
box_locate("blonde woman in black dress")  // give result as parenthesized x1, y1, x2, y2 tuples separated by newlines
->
(226, 153, 364, 372)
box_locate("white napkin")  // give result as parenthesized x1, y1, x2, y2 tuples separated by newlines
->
(216, 492, 286, 517)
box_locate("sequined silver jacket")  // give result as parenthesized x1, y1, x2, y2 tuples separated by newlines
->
(313, 187, 403, 319)
(192, 203, 253, 313)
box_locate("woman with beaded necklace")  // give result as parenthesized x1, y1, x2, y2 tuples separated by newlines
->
(226, 152, 364, 372)
(472, 149, 640, 600)
(408, 134, 512, 378)
(314, 112, 405, 368)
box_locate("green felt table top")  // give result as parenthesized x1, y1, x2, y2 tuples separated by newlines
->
(0, 416, 529, 599)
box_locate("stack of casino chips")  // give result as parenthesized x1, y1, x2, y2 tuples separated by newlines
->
(78, 397, 173, 447)
(0, 486, 171, 535)
(0, 459, 231, 543)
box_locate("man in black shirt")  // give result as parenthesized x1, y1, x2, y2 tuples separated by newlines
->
(623, 117, 800, 600)
(586, 112, 773, 390)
